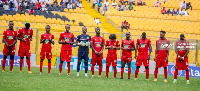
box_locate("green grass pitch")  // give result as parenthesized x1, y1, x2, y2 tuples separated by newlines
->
(0, 66, 199, 91)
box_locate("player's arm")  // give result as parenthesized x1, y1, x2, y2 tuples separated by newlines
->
(70, 34, 74, 45)
(50, 35, 54, 45)
(3, 37, 9, 47)
(58, 39, 67, 44)
(76, 35, 80, 46)
(90, 38, 98, 54)
(135, 43, 138, 59)
(175, 42, 180, 57)
(29, 29, 33, 41)
(100, 44, 104, 54)
(114, 41, 120, 50)
(154, 40, 158, 61)
(165, 41, 170, 62)
(105, 40, 110, 49)
(40, 34, 45, 44)
(17, 29, 25, 42)
(183, 42, 189, 58)
(148, 40, 152, 60)
(10, 36, 17, 47)
(128, 41, 135, 51)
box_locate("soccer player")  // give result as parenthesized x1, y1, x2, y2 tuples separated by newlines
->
(40, 25, 54, 75)
(90, 27, 105, 77)
(134, 32, 151, 80)
(173, 34, 190, 84)
(58, 24, 74, 76)
(121, 32, 135, 79)
(154, 30, 170, 82)
(76, 26, 91, 77)
(2, 21, 17, 72)
(105, 34, 120, 79)
(18, 23, 33, 73)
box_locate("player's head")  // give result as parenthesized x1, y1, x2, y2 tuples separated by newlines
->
(160, 30, 166, 38)
(109, 34, 116, 41)
(95, 27, 100, 35)
(141, 32, 146, 40)
(180, 34, 185, 40)
(82, 26, 87, 34)
(8, 21, 14, 30)
(65, 24, 70, 32)
(25, 23, 30, 30)
(46, 25, 50, 33)
(125, 32, 131, 39)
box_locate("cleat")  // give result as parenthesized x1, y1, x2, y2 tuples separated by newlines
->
(164, 79, 168, 83)
(105, 76, 108, 78)
(85, 73, 88, 77)
(120, 78, 123, 79)
(173, 80, 177, 84)
(2, 70, 5, 72)
(67, 74, 70, 76)
(77, 73, 79, 76)
(114, 77, 116, 79)
(154, 79, 157, 82)
(187, 82, 190, 85)
(134, 78, 137, 80)
(40, 72, 42, 75)
(20, 71, 22, 73)
(98, 75, 101, 78)
(92, 75, 94, 77)
(59, 73, 61, 75)
(128, 78, 130, 79)
(48, 73, 50, 75)
(28, 71, 32, 74)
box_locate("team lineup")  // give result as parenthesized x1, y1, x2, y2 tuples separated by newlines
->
(2, 21, 190, 84)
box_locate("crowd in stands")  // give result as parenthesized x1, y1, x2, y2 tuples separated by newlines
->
(121, 20, 130, 32)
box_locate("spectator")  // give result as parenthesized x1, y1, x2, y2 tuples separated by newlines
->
(67, 2, 73, 9)
(104, 0, 109, 7)
(163, 0, 166, 4)
(180, 1, 186, 9)
(119, 0, 125, 4)
(30, 0, 37, 5)
(124, 5, 127, 10)
(13, 0, 18, 11)
(92, 0, 97, 8)
(154, 0, 161, 7)
(35, 2, 41, 10)
(60, 0, 65, 6)
(129, 0, 134, 4)
(39, 0, 45, 3)
(137, 0, 142, 5)
(97, 1, 102, 13)
(54, 0, 58, 5)
(183, 9, 189, 16)
(161, 7, 166, 14)
(186, 2, 192, 10)
(128, 3, 133, 10)
(121, 3, 125, 10)
(0, 1, 4, 7)
(176, 9, 179, 15)
(65, 0, 69, 7)
(46, 0, 52, 6)
(20, 8, 25, 14)
(29, 9, 35, 15)
(179, 9, 185, 15)
(171, 9, 175, 14)
(3, 2, 10, 10)
(77, 1, 82, 8)
(20, 0, 26, 9)
(102, 4, 107, 16)
(95, 18, 100, 24)
(166, 9, 171, 14)
(41, 2, 47, 11)
(9, 0, 14, 8)
(117, 5, 121, 11)
(126, 22, 130, 30)
(24, 1, 29, 9)
(112, 0, 117, 8)
(121, 20, 127, 32)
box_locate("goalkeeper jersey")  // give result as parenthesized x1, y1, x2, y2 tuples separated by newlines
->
(77, 34, 91, 52)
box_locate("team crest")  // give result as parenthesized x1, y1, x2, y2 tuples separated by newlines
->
(145, 40, 147, 43)
(129, 41, 131, 44)
(87, 37, 89, 39)
(49, 36, 51, 39)
(114, 43, 116, 46)
(28, 31, 30, 34)
(100, 39, 102, 41)
(69, 35, 71, 37)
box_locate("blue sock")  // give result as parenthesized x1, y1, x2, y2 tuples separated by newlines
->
(77, 62, 81, 72)
(84, 62, 88, 73)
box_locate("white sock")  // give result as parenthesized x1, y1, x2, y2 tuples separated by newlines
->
(187, 80, 189, 82)
(174, 79, 177, 81)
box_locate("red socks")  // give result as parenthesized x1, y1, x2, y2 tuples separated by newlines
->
(186, 70, 189, 80)
(106, 66, 109, 77)
(27, 59, 31, 71)
(40, 61, 43, 73)
(2, 59, 6, 71)
(67, 62, 70, 74)
(98, 66, 102, 76)
(121, 68, 124, 78)
(91, 65, 94, 75)
(164, 68, 168, 79)
(20, 59, 23, 71)
(48, 62, 51, 74)
(59, 63, 63, 73)
(113, 66, 117, 78)
(10, 60, 14, 71)
(128, 68, 131, 79)
(146, 68, 149, 79)
(135, 68, 139, 79)
(154, 68, 158, 79)
(174, 69, 178, 79)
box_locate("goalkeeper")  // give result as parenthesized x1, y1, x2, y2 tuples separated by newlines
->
(76, 26, 91, 77)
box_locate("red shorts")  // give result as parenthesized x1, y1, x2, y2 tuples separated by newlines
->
(40, 50, 52, 59)
(3, 45, 15, 56)
(156, 57, 168, 68)
(175, 57, 189, 70)
(18, 47, 31, 57)
(136, 56, 149, 67)
(91, 54, 103, 65)
(106, 54, 117, 67)
(121, 55, 132, 63)
(60, 50, 72, 62)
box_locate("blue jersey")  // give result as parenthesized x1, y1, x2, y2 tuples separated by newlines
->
(77, 34, 91, 52)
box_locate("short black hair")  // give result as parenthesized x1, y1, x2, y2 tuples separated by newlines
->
(180, 34, 185, 37)
(46, 25, 50, 28)
(95, 27, 100, 30)
(109, 34, 116, 40)
(142, 32, 146, 36)
(160, 30, 166, 34)
(25, 23, 30, 28)
(9, 21, 13, 23)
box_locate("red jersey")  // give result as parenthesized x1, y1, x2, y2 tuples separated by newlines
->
(121, 39, 135, 56)
(176, 39, 189, 57)
(41, 33, 54, 51)
(59, 32, 74, 51)
(3, 29, 17, 45)
(90, 36, 105, 53)
(106, 39, 120, 54)
(18, 28, 33, 49)
(136, 38, 151, 57)
(156, 38, 170, 58)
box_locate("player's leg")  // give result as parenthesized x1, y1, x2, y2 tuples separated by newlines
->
(186, 69, 189, 84)
(91, 55, 97, 77)
(59, 50, 66, 75)
(105, 57, 111, 78)
(127, 61, 131, 79)
(2, 55, 7, 72)
(77, 52, 82, 76)
(84, 60, 88, 77)
(135, 66, 140, 79)
(59, 61, 64, 75)
(135, 57, 143, 79)
(145, 66, 149, 80)
(9, 55, 14, 72)
(98, 57, 103, 77)
(154, 57, 160, 81)
(26, 57, 32, 73)
(48, 59, 51, 74)
(112, 56, 117, 79)
(164, 67, 168, 82)
(67, 62, 71, 76)
(19, 57, 24, 72)
(173, 58, 179, 83)
(40, 59, 44, 74)
(66, 51, 72, 76)
(18, 48, 24, 72)
(143, 58, 149, 80)
(120, 60, 125, 79)
(163, 58, 168, 82)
